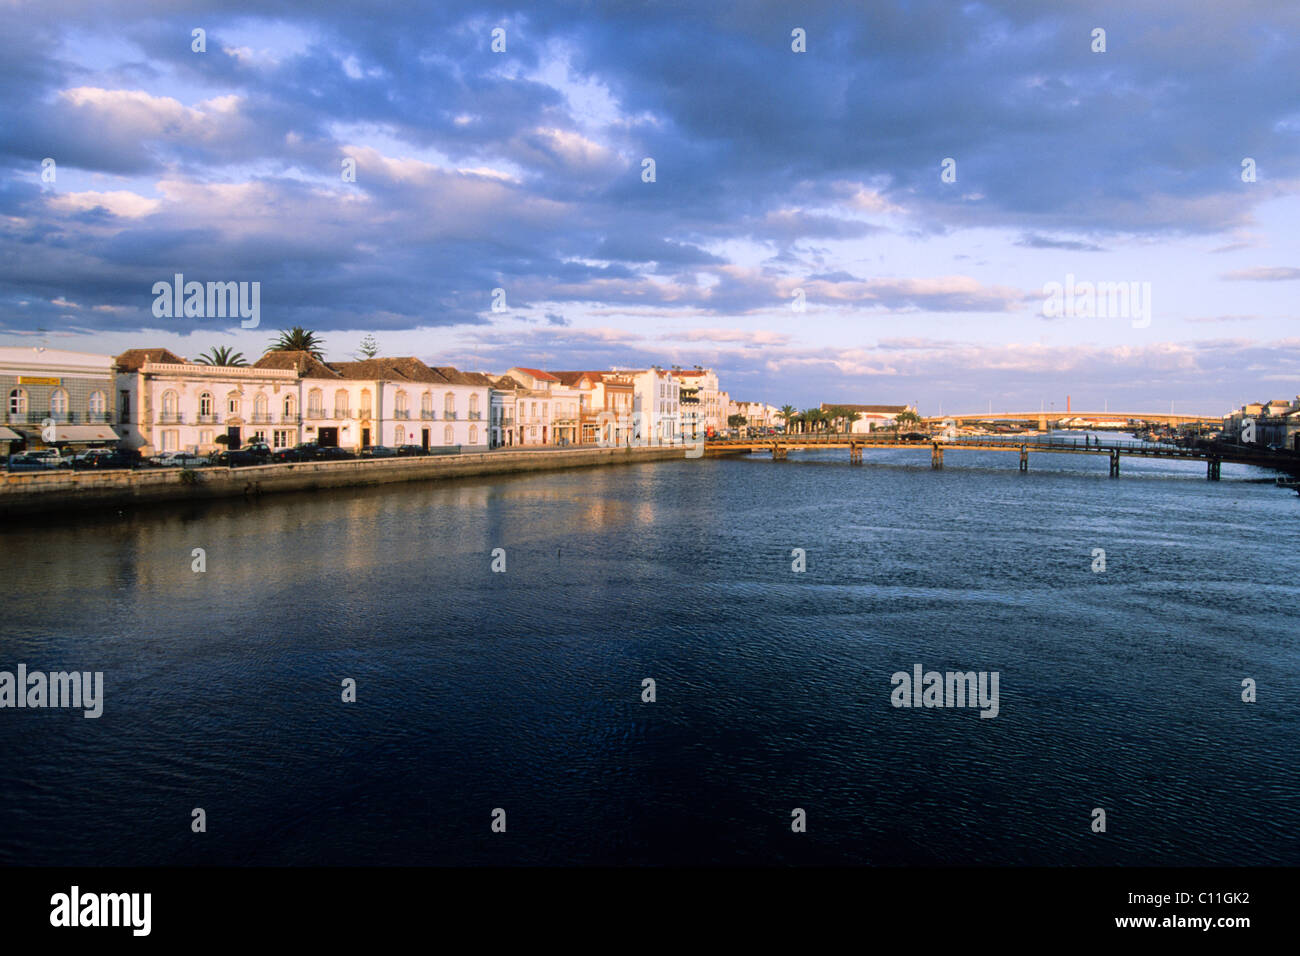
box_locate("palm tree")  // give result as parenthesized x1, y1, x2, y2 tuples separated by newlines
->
(800, 408, 822, 433)
(267, 327, 326, 359)
(194, 346, 248, 367)
(778, 405, 798, 433)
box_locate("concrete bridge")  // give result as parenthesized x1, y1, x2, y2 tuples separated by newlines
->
(707, 433, 1293, 480)
(922, 410, 1222, 429)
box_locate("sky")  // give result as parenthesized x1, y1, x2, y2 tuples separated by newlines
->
(2, 0, 1299, 415)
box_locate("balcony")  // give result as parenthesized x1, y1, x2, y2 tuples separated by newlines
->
(307, 409, 326, 420)
(444, 411, 458, 420)
(469, 411, 482, 420)
(251, 413, 273, 424)
(158, 413, 184, 424)
(358, 409, 374, 421)
(332, 410, 350, 420)
(501, 418, 514, 427)
(197, 413, 219, 424)
(393, 409, 410, 420)
(421, 410, 436, 420)
(281, 413, 301, 424)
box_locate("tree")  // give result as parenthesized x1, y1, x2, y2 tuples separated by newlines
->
(214, 433, 230, 446)
(356, 334, 379, 359)
(896, 409, 923, 426)
(728, 414, 747, 429)
(800, 408, 823, 433)
(267, 327, 326, 359)
(778, 405, 798, 433)
(195, 346, 248, 367)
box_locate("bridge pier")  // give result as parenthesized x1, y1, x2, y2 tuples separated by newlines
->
(1207, 457, 1221, 481)
(849, 443, 862, 464)
(1019, 445, 1028, 472)
(1109, 450, 1120, 478)
(931, 443, 944, 469)
(771, 444, 787, 461)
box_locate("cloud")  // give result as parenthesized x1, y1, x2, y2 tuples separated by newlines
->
(1220, 267, 1300, 281)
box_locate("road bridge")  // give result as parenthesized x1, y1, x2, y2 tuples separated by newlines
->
(707, 434, 1293, 480)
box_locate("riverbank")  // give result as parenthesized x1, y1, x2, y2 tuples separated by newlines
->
(0, 443, 748, 519)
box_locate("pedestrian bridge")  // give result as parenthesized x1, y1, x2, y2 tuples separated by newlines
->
(706, 434, 1291, 480)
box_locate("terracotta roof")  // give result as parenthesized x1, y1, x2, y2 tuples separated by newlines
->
(327, 357, 445, 383)
(115, 348, 184, 371)
(254, 350, 339, 379)
(431, 366, 491, 386)
(509, 367, 560, 382)
(493, 375, 525, 389)
(548, 370, 607, 386)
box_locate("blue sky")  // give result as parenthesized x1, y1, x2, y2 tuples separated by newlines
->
(2, 0, 1299, 414)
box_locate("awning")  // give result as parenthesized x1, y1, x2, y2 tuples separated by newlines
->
(0, 426, 21, 442)
(39, 425, 120, 444)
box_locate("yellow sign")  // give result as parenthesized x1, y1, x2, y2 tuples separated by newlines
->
(17, 376, 60, 386)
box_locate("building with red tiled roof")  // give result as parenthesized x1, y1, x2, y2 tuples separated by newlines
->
(114, 348, 184, 372)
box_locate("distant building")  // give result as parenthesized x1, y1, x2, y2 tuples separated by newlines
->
(821, 403, 916, 433)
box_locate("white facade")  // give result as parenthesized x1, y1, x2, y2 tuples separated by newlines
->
(118, 360, 299, 454)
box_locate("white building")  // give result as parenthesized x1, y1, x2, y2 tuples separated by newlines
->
(623, 367, 679, 444)
(117, 348, 298, 454)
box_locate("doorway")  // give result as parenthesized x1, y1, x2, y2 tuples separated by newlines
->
(317, 427, 339, 447)
(361, 428, 370, 447)
(226, 426, 241, 449)
(421, 427, 429, 450)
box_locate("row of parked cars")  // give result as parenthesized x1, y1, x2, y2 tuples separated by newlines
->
(6, 440, 442, 472)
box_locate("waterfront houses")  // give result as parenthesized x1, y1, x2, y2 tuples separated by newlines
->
(549, 371, 636, 445)
(1224, 396, 1300, 451)
(625, 367, 680, 443)
(118, 348, 300, 454)
(2, 347, 119, 452)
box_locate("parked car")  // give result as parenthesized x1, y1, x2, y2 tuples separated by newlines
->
(149, 451, 208, 468)
(208, 450, 259, 467)
(71, 448, 142, 470)
(272, 443, 316, 463)
(26, 448, 70, 468)
(242, 441, 272, 463)
(316, 446, 356, 461)
(394, 444, 427, 457)
(6, 453, 60, 472)
(360, 445, 398, 458)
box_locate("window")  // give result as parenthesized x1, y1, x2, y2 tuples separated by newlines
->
(394, 426, 406, 445)
(360, 388, 373, 418)
(251, 430, 266, 443)
(50, 389, 69, 417)
(307, 388, 324, 417)
(469, 393, 479, 415)
(254, 393, 268, 419)
(469, 425, 478, 444)
(273, 430, 290, 449)
(531, 401, 538, 418)
(227, 393, 240, 416)
(444, 392, 456, 417)
(283, 395, 296, 419)
(199, 430, 213, 445)
(161, 390, 179, 417)
(444, 425, 454, 444)
(199, 392, 213, 416)
(88, 391, 107, 417)
(161, 430, 178, 451)
(9, 388, 27, 416)
(421, 391, 433, 416)
(333, 389, 348, 418)
(394, 390, 407, 418)
(119, 390, 130, 421)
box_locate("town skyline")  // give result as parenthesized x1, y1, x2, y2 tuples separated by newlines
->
(4, 2, 1300, 413)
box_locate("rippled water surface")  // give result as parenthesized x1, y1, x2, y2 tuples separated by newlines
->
(2, 440, 1298, 865)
